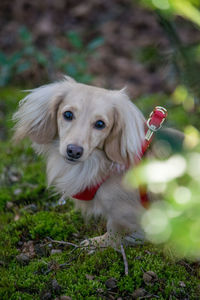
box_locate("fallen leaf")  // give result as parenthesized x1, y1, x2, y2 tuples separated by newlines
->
(132, 288, 146, 298)
(105, 278, 117, 289)
(85, 274, 95, 280)
(22, 240, 36, 259)
(51, 279, 61, 293)
(16, 253, 30, 265)
(179, 281, 186, 288)
(143, 271, 158, 285)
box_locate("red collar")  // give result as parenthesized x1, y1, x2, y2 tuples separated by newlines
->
(73, 106, 167, 206)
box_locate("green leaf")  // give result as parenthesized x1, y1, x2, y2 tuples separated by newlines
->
(0, 51, 7, 65)
(19, 26, 32, 44)
(23, 46, 35, 56)
(170, 0, 200, 27)
(78, 73, 93, 83)
(0, 66, 10, 86)
(65, 63, 78, 76)
(87, 37, 104, 50)
(143, 0, 200, 27)
(34, 51, 48, 66)
(48, 46, 67, 62)
(16, 61, 31, 74)
(8, 52, 23, 67)
(67, 31, 83, 50)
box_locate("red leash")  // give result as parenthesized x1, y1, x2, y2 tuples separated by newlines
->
(139, 106, 168, 207)
(141, 106, 168, 156)
(73, 106, 168, 205)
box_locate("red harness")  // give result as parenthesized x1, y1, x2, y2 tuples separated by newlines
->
(73, 106, 167, 206)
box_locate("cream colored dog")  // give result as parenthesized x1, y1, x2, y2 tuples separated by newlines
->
(13, 76, 149, 248)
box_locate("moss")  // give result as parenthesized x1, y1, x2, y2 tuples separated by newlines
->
(17, 211, 79, 240)
(0, 87, 200, 299)
(0, 260, 51, 300)
(1, 245, 199, 299)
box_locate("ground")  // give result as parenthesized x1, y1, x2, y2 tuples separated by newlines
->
(0, 88, 200, 300)
(1, 1, 200, 298)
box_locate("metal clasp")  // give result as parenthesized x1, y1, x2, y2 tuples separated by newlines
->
(145, 106, 167, 141)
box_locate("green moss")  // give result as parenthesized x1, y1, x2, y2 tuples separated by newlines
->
(0, 260, 51, 300)
(19, 211, 79, 240)
(1, 245, 199, 299)
(0, 87, 200, 299)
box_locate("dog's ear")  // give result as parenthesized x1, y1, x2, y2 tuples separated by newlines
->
(104, 109, 126, 165)
(13, 81, 70, 144)
(104, 90, 145, 166)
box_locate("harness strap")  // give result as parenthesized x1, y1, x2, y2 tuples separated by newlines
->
(139, 185, 150, 209)
(73, 106, 167, 205)
(72, 182, 103, 201)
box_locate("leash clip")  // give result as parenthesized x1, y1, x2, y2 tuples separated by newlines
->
(145, 106, 167, 141)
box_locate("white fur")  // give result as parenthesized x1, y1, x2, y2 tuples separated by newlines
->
(13, 76, 146, 247)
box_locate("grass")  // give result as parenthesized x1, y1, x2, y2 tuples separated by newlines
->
(0, 87, 200, 299)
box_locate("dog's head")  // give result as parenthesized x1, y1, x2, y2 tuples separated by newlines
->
(13, 76, 145, 166)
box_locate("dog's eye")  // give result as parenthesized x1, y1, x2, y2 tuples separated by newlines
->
(94, 120, 106, 130)
(63, 111, 74, 121)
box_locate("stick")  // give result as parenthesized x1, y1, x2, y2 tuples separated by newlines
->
(46, 237, 80, 248)
(121, 243, 128, 276)
(46, 237, 129, 275)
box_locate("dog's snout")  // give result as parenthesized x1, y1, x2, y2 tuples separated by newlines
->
(67, 144, 83, 159)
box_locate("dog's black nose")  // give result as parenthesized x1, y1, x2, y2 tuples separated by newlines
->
(67, 144, 83, 159)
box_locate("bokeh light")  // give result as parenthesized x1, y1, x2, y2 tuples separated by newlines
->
(141, 204, 172, 244)
(145, 155, 186, 183)
(187, 152, 200, 179)
(125, 140, 200, 260)
(174, 186, 191, 205)
(184, 126, 200, 149)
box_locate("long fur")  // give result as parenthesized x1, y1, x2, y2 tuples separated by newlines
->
(13, 76, 146, 247)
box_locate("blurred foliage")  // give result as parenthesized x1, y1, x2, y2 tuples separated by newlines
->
(141, 0, 200, 26)
(0, 26, 104, 86)
(158, 14, 200, 105)
(125, 137, 200, 260)
(136, 86, 200, 131)
(139, 0, 200, 105)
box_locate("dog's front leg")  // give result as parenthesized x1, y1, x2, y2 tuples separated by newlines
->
(81, 218, 130, 249)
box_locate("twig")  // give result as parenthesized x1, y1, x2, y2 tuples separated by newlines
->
(46, 237, 129, 275)
(46, 237, 80, 248)
(139, 294, 159, 299)
(46, 236, 109, 250)
(121, 243, 128, 276)
(59, 248, 85, 269)
(179, 260, 194, 273)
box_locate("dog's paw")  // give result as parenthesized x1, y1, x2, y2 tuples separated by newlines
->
(80, 238, 92, 247)
(123, 231, 145, 246)
(80, 236, 106, 248)
(80, 233, 121, 249)
(80, 239, 96, 254)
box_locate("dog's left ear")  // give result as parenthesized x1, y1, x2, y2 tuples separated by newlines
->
(104, 90, 145, 166)
(13, 81, 69, 144)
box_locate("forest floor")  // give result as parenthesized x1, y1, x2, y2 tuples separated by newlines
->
(1, 1, 200, 299)
(0, 88, 200, 300)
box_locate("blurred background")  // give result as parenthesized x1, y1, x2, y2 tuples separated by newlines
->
(0, 0, 199, 98)
(1, 0, 200, 260)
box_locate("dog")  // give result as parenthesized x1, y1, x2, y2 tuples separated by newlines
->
(13, 76, 183, 248)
